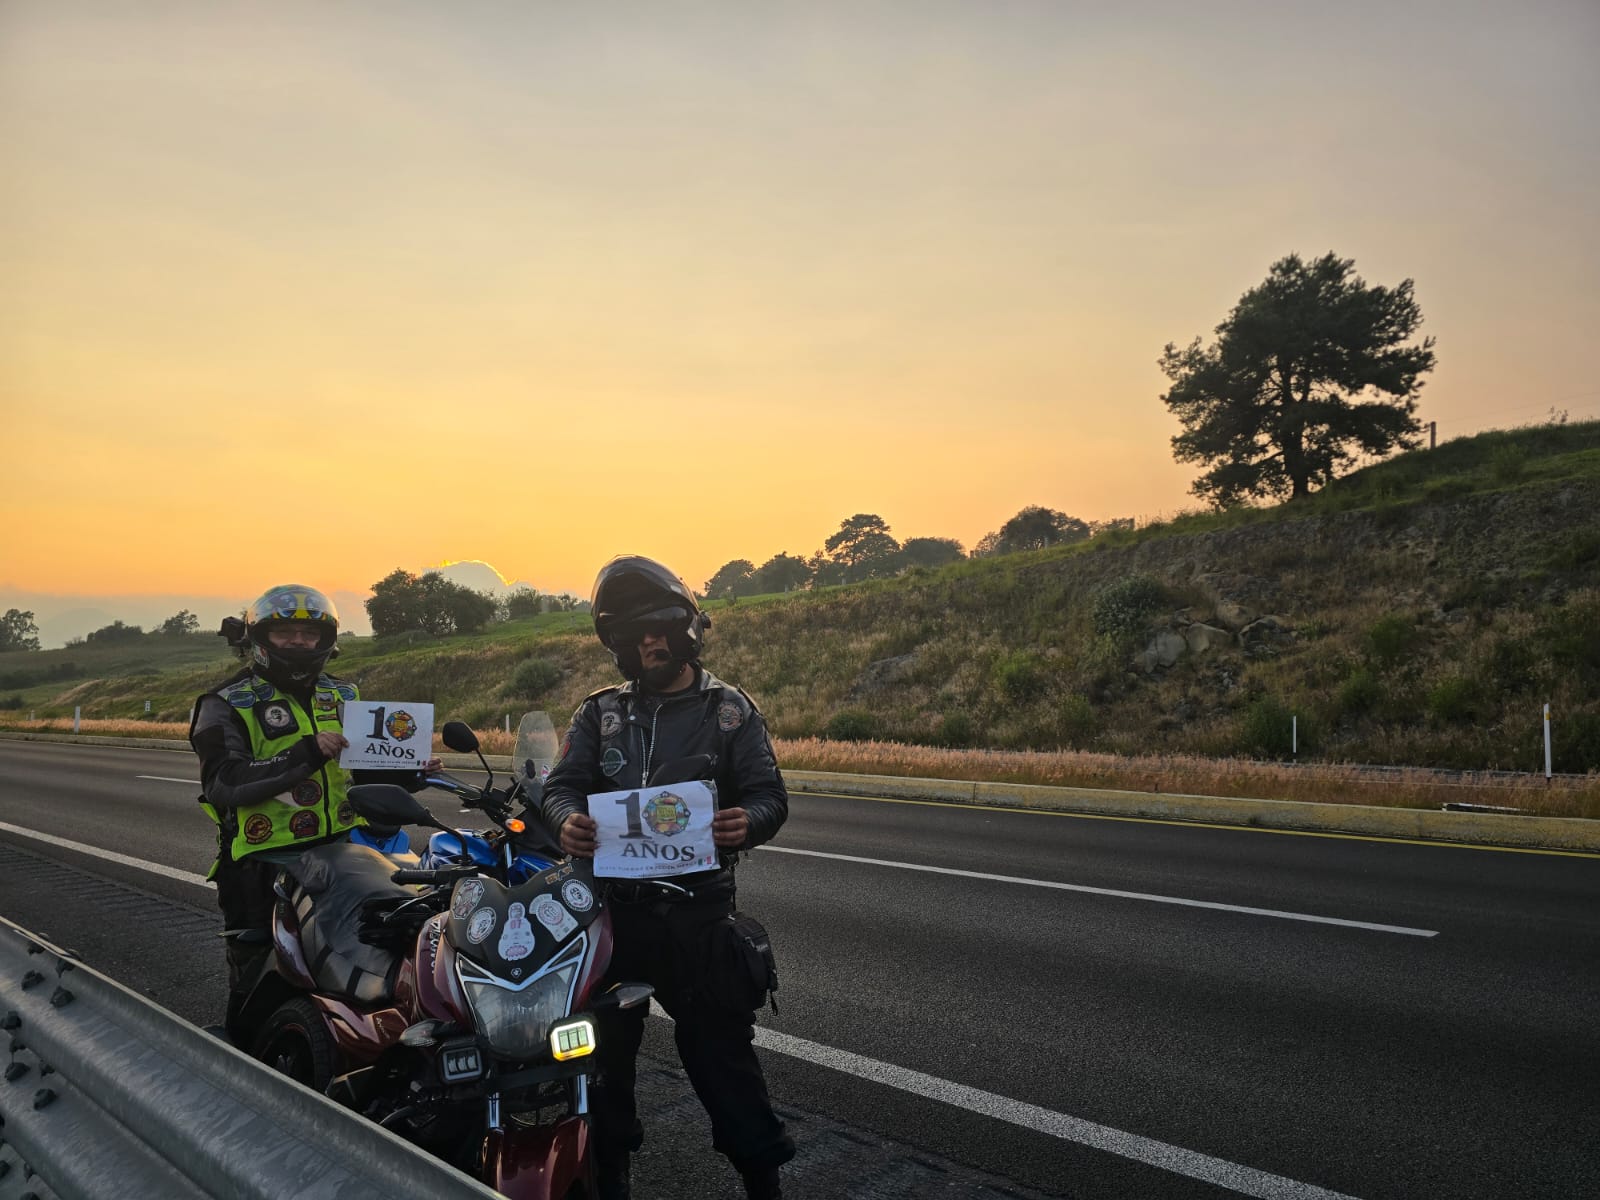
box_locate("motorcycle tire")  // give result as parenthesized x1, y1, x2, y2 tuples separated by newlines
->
(253, 996, 336, 1094)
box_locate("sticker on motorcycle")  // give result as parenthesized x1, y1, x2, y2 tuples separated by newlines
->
(452, 879, 485, 920)
(561, 879, 594, 912)
(243, 814, 273, 844)
(466, 906, 497, 945)
(533, 895, 578, 941)
(599, 711, 622, 738)
(498, 902, 538, 961)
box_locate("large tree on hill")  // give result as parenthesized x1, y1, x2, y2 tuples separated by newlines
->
(1, 609, 41, 652)
(1159, 252, 1436, 506)
(367, 569, 496, 636)
(819, 513, 902, 585)
(898, 536, 965, 569)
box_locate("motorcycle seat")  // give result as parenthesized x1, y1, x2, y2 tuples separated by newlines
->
(283, 841, 423, 1006)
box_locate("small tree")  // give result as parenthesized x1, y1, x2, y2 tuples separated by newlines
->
(751, 552, 812, 594)
(85, 620, 144, 643)
(367, 569, 426, 636)
(898, 536, 965, 570)
(0, 609, 41, 652)
(703, 559, 756, 601)
(1160, 252, 1436, 506)
(504, 588, 544, 620)
(158, 609, 200, 636)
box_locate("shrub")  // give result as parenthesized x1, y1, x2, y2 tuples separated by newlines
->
(1240, 695, 1296, 758)
(992, 650, 1048, 701)
(1092, 575, 1169, 641)
(507, 658, 561, 699)
(1057, 694, 1097, 749)
(933, 711, 977, 748)
(1365, 615, 1418, 668)
(1426, 674, 1482, 724)
(1490, 444, 1528, 484)
(1335, 669, 1383, 718)
(823, 709, 879, 741)
(0, 695, 23, 710)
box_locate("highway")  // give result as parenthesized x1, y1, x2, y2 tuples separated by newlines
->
(0, 738, 1595, 1199)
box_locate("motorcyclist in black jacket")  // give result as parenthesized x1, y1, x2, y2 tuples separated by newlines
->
(540, 555, 794, 1200)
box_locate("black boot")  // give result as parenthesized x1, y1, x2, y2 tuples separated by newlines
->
(595, 1155, 631, 1200)
(741, 1165, 782, 1199)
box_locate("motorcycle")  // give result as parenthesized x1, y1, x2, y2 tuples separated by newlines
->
(237, 713, 654, 1199)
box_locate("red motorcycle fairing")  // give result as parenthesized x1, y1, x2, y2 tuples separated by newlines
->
(407, 912, 471, 1026)
(573, 908, 614, 1010)
(271, 896, 317, 992)
(313, 995, 410, 1065)
(485, 1118, 591, 1200)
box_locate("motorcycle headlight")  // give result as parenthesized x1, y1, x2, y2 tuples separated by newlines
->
(456, 934, 587, 1060)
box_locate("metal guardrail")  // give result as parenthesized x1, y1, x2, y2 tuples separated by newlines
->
(0, 916, 502, 1200)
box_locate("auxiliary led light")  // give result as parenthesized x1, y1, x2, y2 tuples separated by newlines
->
(506, 818, 527, 833)
(549, 1017, 596, 1062)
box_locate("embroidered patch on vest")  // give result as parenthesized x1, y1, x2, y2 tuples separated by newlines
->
(226, 688, 256, 710)
(289, 810, 319, 839)
(335, 683, 358, 701)
(717, 701, 744, 732)
(336, 802, 354, 824)
(243, 814, 274, 844)
(292, 780, 322, 807)
(259, 702, 297, 737)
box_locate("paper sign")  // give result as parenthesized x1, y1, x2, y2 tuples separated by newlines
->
(590, 781, 718, 879)
(339, 701, 435, 770)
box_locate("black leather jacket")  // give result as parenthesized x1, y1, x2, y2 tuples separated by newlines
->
(540, 667, 788, 874)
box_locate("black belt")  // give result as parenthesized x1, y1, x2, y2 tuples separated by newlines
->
(603, 875, 732, 905)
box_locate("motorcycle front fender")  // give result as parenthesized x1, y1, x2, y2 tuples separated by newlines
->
(483, 1116, 591, 1200)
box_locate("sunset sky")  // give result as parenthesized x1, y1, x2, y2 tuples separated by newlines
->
(4, 1, 1597, 638)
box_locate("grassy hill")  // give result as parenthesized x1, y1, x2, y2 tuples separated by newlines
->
(6, 421, 1598, 776)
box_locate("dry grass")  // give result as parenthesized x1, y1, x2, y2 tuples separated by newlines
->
(6, 718, 1593, 818)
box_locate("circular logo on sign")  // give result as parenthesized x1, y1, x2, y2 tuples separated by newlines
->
(562, 880, 594, 912)
(243, 814, 274, 844)
(385, 709, 418, 742)
(643, 791, 691, 836)
(289, 810, 319, 839)
(466, 907, 497, 945)
(717, 701, 743, 732)
(600, 747, 626, 777)
(599, 711, 622, 738)
(292, 780, 322, 807)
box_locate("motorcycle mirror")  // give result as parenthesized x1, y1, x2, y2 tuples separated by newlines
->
(646, 754, 716, 787)
(348, 784, 447, 832)
(591, 983, 654, 1014)
(441, 721, 480, 754)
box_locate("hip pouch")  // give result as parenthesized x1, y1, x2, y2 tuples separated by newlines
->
(724, 910, 779, 1014)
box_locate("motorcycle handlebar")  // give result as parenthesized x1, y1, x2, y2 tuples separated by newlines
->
(391, 865, 481, 886)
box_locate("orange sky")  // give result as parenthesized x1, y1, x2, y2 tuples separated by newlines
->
(4, 0, 1598, 609)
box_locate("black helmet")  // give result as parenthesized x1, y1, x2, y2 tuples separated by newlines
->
(591, 555, 709, 681)
(245, 584, 340, 690)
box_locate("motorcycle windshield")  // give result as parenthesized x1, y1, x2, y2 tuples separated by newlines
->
(511, 711, 558, 788)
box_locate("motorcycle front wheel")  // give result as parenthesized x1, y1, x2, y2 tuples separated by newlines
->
(253, 995, 336, 1093)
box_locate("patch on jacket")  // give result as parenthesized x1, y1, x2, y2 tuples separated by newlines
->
(600, 711, 622, 738)
(259, 702, 298, 737)
(243, 814, 273, 844)
(717, 701, 744, 732)
(223, 684, 257, 710)
(290, 810, 319, 839)
(601, 747, 627, 777)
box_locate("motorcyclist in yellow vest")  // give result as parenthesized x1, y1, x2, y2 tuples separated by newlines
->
(188, 584, 434, 1031)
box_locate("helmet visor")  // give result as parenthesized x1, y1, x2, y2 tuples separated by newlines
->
(600, 606, 693, 647)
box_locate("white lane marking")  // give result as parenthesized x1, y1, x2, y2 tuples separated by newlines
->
(648, 1004, 1359, 1200)
(759, 845, 1437, 937)
(136, 775, 201, 785)
(0, 820, 214, 888)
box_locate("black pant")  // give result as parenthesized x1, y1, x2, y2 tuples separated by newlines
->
(215, 853, 282, 1028)
(592, 889, 794, 1173)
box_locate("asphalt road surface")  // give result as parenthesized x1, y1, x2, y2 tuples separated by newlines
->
(0, 738, 1596, 1199)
